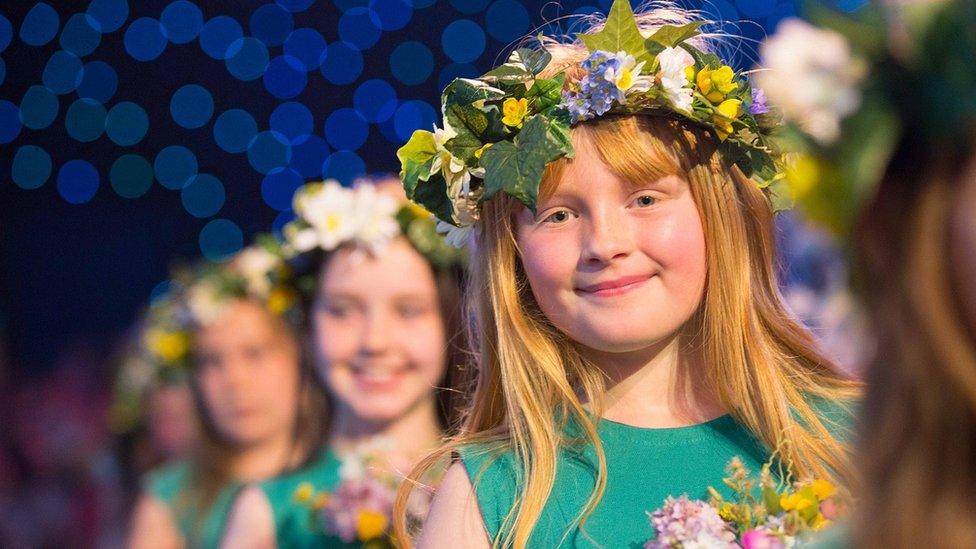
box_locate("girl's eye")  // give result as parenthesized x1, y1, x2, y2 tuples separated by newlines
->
(323, 303, 352, 318)
(397, 304, 427, 319)
(634, 195, 657, 208)
(542, 210, 573, 224)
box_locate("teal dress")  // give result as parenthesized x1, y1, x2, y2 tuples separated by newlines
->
(258, 448, 361, 548)
(461, 414, 820, 548)
(145, 461, 243, 548)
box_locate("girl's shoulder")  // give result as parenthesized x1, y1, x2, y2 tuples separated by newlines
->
(455, 442, 520, 543)
(144, 460, 192, 506)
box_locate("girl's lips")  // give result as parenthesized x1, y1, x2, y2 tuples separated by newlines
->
(351, 367, 408, 392)
(575, 274, 652, 297)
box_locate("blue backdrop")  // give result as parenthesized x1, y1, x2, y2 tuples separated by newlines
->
(0, 0, 831, 376)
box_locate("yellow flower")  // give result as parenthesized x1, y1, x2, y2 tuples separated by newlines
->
(473, 142, 493, 159)
(267, 287, 295, 316)
(780, 492, 814, 512)
(502, 97, 529, 128)
(293, 482, 314, 504)
(355, 510, 389, 541)
(810, 479, 836, 501)
(697, 65, 738, 103)
(712, 98, 742, 140)
(145, 329, 189, 363)
(786, 154, 821, 201)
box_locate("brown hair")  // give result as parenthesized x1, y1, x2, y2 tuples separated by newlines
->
(853, 132, 976, 548)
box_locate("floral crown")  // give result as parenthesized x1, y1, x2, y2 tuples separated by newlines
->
(281, 179, 466, 269)
(759, 0, 976, 237)
(179, 240, 301, 327)
(398, 0, 786, 247)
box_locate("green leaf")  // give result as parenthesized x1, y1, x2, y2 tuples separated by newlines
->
(547, 119, 575, 158)
(397, 130, 438, 169)
(647, 22, 704, 48)
(442, 77, 505, 110)
(482, 53, 534, 85)
(401, 156, 434, 200)
(413, 173, 456, 225)
(480, 115, 568, 212)
(444, 131, 484, 166)
(578, 0, 650, 62)
(524, 74, 565, 114)
(762, 486, 782, 515)
(683, 44, 722, 69)
(445, 103, 506, 143)
(517, 47, 552, 76)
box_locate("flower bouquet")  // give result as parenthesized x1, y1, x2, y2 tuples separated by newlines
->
(645, 457, 842, 548)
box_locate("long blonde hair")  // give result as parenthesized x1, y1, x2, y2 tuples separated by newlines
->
(396, 10, 859, 549)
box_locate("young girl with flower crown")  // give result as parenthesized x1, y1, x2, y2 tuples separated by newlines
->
(393, 1, 859, 547)
(127, 246, 327, 549)
(220, 177, 467, 548)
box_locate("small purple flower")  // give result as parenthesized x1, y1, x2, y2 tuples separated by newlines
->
(644, 495, 738, 549)
(322, 476, 395, 543)
(750, 87, 770, 115)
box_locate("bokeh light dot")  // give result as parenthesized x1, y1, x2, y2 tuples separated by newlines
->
(250, 3, 294, 47)
(370, 0, 413, 31)
(321, 150, 365, 185)
(325, 108, 368, 150)
(57, 159, 100, 204)
(339, 7, 381, 50)
(170, 84, 214, 129)
(12, 146, 51, 189)
(154, 145, 198, 189)
(442, 19, 484, 63)
(437, 62, 479, 91)
(181, 173, 225, 218)
(270, 102, 313, 144)
(276, 0, 316, 12)
(393, 100, 437, 142)
(390, 41, 433, 85)
(43, 50, 84, 94)
(19, 86, 59, 129)
(20, 3, 60, 47)
(283, 28, 327, 71)
(161, 1, 204, 44)
(320, 41, 362, 85)
(199, 219, 243, 262)
(353, 79, 397, 123)
(225, 37, 270, 81)
(124, 18, 167, 61)
(409, 0, 437, 8)
(110, 154, 154, 199)
(76, 61, 118, 102)
(485, 0, 529, 43)
(288, 134, 330, 177)
(213, 109, 258, 153)
(261, 168, 304, 211)
(60, 13, 101, 57)
(106, 102, 150, 146)
(65, 97, 107, 143)
(199, 16, 243, 60)
(87, 0, 129, 33)
(248, 131, 292, 174)
(0, 14, 12, 53)
(263, 55, 307, 99)
(450, 0, 489, 14)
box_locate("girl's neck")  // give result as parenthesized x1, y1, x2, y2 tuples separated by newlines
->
(581, 334, 724, 428)
(330, 395, 442, 473)
(225, 430, 302, 482)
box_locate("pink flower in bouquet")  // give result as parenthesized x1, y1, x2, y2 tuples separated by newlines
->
(322, 475, 396, 542)
(645, 495, 738, 549)
(741, 528, 786, 549)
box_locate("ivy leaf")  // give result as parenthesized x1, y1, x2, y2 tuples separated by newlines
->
(397, 130, 438, 169)
(578, 0, 651, 63)
(646, 22, 704, 49)
(482, 52, 534, 85)
(413, 173, 456, 225)
(442, 77, 506, 110)
(480, 115, 568, 213)
(444, 131, 484, 167)
(524, 73, 565, 114)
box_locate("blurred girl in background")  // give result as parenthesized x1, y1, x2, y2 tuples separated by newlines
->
(127, 245, 327, 548)
(221, 177, 467, 548)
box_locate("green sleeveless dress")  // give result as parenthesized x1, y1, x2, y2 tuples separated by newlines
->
(145, 461, 243, 548)
(258, 447, 361, 548)
(460, 407, 853, 548)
